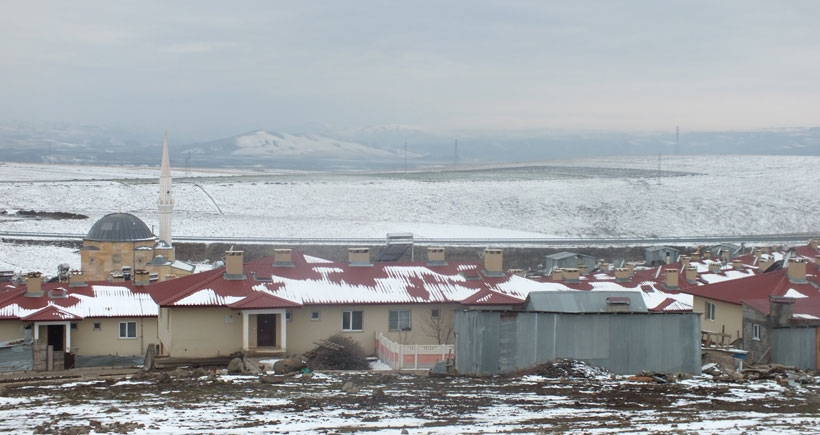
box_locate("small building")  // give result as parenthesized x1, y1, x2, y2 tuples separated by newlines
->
(545, 252, 597, 274)
(453, 291, 701, 375)
(645, 246, 680, 266)
(742, 296, 820, 369)
(0, 271, 158, 371)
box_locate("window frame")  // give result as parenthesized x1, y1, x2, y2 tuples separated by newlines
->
(752, 323, 761, 341)
(119, 321, 137, 339)
(285, 311, 292, 321)
(342, 310, 364, 331)
(389, 309, 412, 331)
(92, 322, 101, 331)
(705, 301, 716, 321)
(311, 310, 321, 321)
(431, 309, 441, 319)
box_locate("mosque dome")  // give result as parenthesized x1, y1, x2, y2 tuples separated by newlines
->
(86, 213, 155, 242)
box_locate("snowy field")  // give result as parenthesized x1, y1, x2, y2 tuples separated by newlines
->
(1, 155, 819, 274)
(1, 368, 818, 434)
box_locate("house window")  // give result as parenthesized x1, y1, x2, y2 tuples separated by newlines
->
(285, 311, 292, 321)
(753, 324, 761, 341)
(431, 309, 441, 319)
(705, 301, 716, 321)
(70, 323, 78, 330)
(93, 322, 101, 331)
(389, 309, 412, 331)
(342, 311, 363, 331)
(311, 311, 321, 321)
(119, 321, 137, 339)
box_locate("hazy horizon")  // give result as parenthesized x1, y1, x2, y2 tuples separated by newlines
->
(2, 1, 819, 142)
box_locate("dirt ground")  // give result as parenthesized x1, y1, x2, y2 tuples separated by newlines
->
(2, 362, 820, 434)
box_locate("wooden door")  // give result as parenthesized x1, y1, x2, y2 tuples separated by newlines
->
(257, 314, 277, 347)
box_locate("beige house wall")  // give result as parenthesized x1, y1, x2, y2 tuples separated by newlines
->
(164, 307, 244, 358)
(69, 317, 158, 356)
(695, 295, 743, 342)
(0, 321, 29, 342)
(285, 303, 459, 355)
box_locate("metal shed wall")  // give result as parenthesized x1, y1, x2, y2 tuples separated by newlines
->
(454, 311, 701, 376)
(772, 328, 816, 370)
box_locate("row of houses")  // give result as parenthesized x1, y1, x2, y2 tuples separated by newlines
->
(2, 240, 819, 375)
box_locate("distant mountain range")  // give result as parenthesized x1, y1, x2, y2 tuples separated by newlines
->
(0, 122, 818, 170)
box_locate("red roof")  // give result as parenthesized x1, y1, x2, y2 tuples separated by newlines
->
(683, 268, 820, 305)
(0, 280, 157, 320)
(227, 291, 303, 310)
(22, 305, 83, 321)
(460, 289, 525, 306)
(147, 251, 538, 308)
(743, 296, 820, 320)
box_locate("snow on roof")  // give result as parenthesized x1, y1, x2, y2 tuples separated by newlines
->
(793, 313, 820, 320)
(173, 289, 245, 307)
(783, 288, 808, 298)
(304, 255, 333, 264)
(0, 283, 157, 319)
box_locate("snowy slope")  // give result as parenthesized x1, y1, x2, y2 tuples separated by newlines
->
(1, 154, 819, 275)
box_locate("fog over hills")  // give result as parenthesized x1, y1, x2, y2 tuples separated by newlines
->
(0, 122, 819, 170)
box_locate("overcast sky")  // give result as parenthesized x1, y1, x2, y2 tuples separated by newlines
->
(1, 1, 818, 140)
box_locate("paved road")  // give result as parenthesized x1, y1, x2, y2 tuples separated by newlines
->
(0, 231, 815, 247)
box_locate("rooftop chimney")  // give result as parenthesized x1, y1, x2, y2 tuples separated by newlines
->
(665, 252, 672, 265)
(816, 254, 820, 271)
(348, 247, 371, 266)
(483, 248, 503, 276)
(753, 248, 762, 261)
(663, 268, 679, 289)
(426, 247, 447, 266)
(708, 262, 721, 274)
(811, 239, 820, 252)
(614, 267, 630, 282)
(578, 265, 589, 275)
(770, 296, 795, 327)
(685, 266, 697, 283)
(224, 250, 246, 279)
(599, 263, 610, 273)
(109, 272, 125, 283)
(681, 256, 690, 267)
(788, 258, 808, 283)
(704, 250, 712, 260)
(133, 269, 151, 286)
(68, 270, 86, 287)
(732, 259, 743, 271)
(721, 250, 731, 263)
(625, 262, 635, 276)
(24, 272, 43, 297)
(563, 267, 580, 283)
(273, 248, 294, 267)
(551, 268, 564, 280)
(690, 252, 701, 261)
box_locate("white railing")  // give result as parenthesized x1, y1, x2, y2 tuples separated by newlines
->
(375, 332, 453, 370)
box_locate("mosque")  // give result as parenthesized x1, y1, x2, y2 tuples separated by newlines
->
(78, 133, 195, 282)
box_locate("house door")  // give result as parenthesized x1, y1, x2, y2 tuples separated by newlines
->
(257, 314, 277, 347)
(47, 325, 64, 351)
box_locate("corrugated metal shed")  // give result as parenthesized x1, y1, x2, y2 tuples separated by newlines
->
(524, 291, 648, 313)
(545, 252, 596, 273)
(454, 309, 701, 375)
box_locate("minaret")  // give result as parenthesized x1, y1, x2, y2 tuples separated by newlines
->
(158, 131, 174, 246)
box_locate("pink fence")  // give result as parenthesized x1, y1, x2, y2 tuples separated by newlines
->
(376, 332, 453, 370)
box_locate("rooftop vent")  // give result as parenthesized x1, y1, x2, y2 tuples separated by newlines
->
(426, 247, 447, 266)
(224, 250, 246, 280)
(563, 268, 580, 283)
(349, 247, 372, 267)
(68, 270, 86, 287)
(133, 269, 151, 286)
(483, 248, 504, 277)
(273, 248, 294, 267)
(24, 272, 43, 297)
(614, 268, 630, 283)
(788, 258, 808, 284)
(663, 268, 679, 290)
